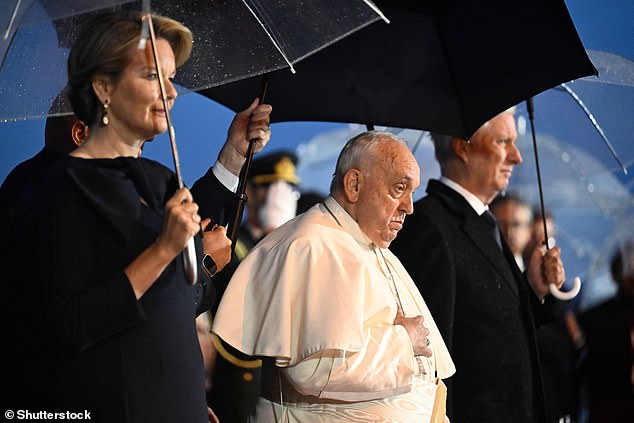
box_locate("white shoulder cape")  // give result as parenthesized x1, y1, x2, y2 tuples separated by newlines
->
(212, 197, 455, 379)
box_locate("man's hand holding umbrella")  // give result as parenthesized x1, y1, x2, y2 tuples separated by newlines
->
(217, 97, 272, 176)
(527, 240, 567, 301)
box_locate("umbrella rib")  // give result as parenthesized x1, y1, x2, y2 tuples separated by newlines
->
(3, 0, 23, 41)
(560, 82, 627, 175)
(411, 130, 425, 155)
(241, 0, 295, 74)
(359, 0, 390, 24)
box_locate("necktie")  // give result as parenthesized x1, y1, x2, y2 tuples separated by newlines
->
(481, 209, 502, 250)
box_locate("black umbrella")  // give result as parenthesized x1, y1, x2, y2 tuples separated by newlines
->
(201, 0, 597, 298)
(201, 0, 597, 140)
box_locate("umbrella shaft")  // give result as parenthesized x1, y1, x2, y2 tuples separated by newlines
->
(145, 14, 183, 188)
(526, 98, 550, 248)
(228, 78, 268, 247)
(230, 141, 256, 247)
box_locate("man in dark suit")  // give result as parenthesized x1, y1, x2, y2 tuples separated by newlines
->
(390, 108, 566, 423)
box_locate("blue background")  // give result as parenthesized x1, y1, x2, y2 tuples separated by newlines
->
(1, 0, 633, 310)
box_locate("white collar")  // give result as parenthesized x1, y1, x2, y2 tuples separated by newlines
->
(322, 196, 374, 248)
(438, 176, 488, 215)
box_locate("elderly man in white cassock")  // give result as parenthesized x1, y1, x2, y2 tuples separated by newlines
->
(212, 131, 455, 422)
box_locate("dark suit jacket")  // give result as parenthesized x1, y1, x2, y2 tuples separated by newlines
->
(390, 180, 551, 423)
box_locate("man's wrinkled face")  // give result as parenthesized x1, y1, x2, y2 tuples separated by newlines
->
(355, 141, 420, 248)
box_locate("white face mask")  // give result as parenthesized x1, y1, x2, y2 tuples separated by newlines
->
(258, 180, 299, 232)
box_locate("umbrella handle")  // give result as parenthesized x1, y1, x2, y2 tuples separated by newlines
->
(549, 276, 581, 300)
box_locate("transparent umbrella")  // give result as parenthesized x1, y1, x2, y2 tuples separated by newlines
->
(1, 0, 388, 281)
(295, 124, 441, 200)
(518, 49, 634, 298)
(520, 50, 634, 175)
(297, 118, 633, 304)
(0, 0, 387, 121)
(509, 128, 634, 308)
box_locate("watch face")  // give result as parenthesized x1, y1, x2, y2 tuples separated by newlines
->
(202, 254, 217, 275)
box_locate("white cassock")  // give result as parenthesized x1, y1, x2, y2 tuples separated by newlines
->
(213, 196, 455, 422)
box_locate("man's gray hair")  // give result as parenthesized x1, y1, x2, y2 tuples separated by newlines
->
(430, 106, 516, 167)
(329, 131, 407, 194)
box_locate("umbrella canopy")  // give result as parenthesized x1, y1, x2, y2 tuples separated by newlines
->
(200, 0, 597, 140)
(1, 1, 137, 118)
(518, 50, 634, 175)
(0, 0, 387, 121)
(1, 0, 388, 282)
(509, 48, 634, 299)
(294, 122, 633, 307)
(510, 130, 633, 309)
(294, 124, 440, 198)
(1, 1, 128, 60)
